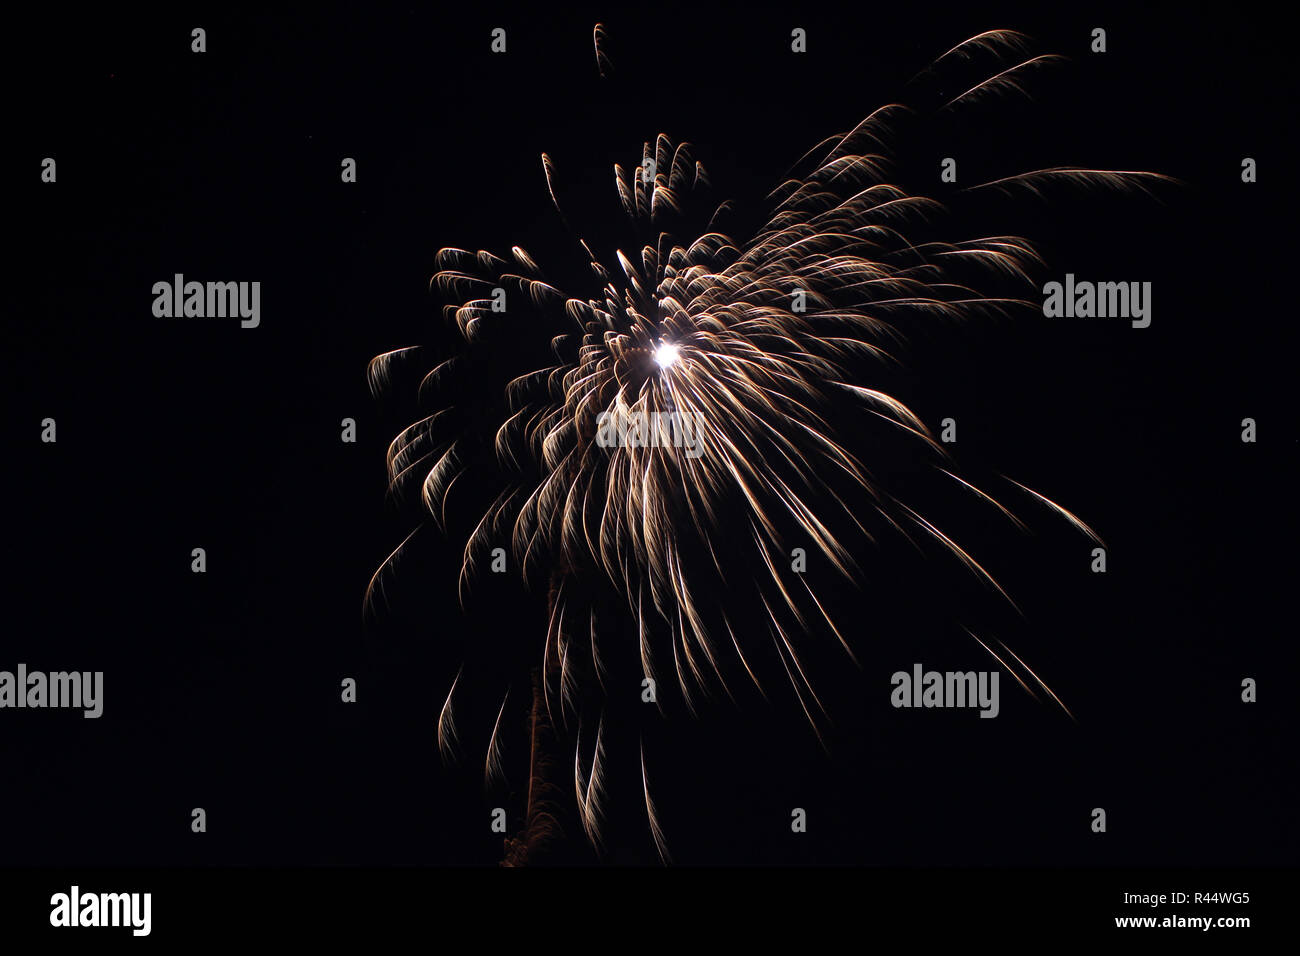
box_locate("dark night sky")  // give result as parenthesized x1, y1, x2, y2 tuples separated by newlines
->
(9, 2, 1295, 867)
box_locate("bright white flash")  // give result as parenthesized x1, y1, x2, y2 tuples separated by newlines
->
(653, 342, 680, 369)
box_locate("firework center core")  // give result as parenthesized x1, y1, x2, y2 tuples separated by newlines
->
(653, 342, 680, 369)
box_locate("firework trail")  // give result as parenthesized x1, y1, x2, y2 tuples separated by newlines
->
(366, 27, 1170, 861)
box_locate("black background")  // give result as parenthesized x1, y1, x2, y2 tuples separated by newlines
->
(9, 1, 1295, 868)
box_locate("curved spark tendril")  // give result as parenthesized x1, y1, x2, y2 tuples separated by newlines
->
(367, 28, 1170, 857)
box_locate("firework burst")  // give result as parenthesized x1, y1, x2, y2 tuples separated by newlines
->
(366, 28, 1170, 861)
